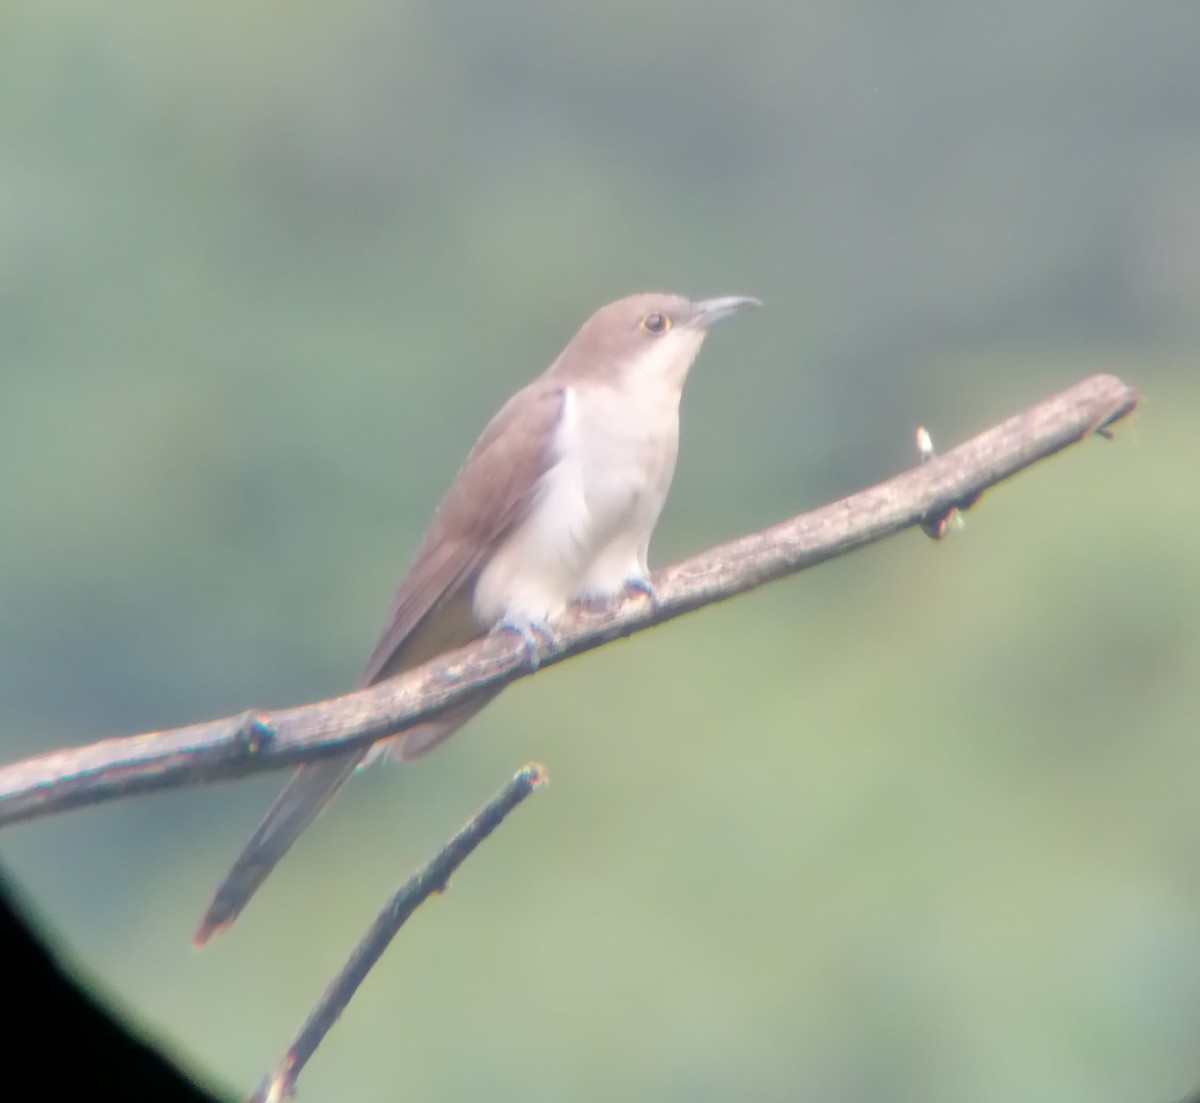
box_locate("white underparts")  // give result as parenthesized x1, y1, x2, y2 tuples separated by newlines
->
(472, 326, 705, 626)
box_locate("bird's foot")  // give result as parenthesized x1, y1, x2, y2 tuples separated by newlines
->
(624, 575, 661, 615)
(575, 577, 661, 617)
(493, 614, 556, 671)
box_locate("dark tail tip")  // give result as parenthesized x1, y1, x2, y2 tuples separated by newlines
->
(190, 921, 217, 949)
(191, 893, 241, 948)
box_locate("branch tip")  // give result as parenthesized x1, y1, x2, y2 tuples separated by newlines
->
(249, 763, 547, 1101)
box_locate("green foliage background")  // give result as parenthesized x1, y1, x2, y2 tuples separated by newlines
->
(2, 2, 1198, 1099)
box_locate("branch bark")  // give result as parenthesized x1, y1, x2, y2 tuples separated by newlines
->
(0, 372, 1137, 828)
(250, 763, 547, 1103)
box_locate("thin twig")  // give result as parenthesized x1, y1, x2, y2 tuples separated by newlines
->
(249, 763, 547, 1103)
(0, 372, 1138, 826)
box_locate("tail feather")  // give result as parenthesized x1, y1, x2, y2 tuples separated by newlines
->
(372, 690, 499, 763)
(192, 692, 497, 946)
(192, 752, 364, 946)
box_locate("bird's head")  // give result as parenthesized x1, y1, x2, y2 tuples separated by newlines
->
(554, 292, 760, 391)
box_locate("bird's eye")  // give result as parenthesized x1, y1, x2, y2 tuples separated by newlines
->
(639, 311, 671, 334)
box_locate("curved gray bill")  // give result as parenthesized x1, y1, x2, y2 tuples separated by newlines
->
(692, 295, 762, 327)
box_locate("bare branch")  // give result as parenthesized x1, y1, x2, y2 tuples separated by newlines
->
(0, 373, 1137, 827)
(250, 763, 547, 1103)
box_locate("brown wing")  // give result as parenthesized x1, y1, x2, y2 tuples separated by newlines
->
(358, 379, 565, 686)
(192, 378, 566, 947)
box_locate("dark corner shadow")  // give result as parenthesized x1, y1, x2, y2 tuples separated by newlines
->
(1, 870, 228, 1102)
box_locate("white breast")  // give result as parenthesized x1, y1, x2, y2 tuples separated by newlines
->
(472, 338, 695, 626)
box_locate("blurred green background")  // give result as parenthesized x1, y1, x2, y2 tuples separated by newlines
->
(2, 1, 1199, 1100)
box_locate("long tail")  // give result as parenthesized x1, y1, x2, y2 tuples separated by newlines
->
(192, 751, 364, 946)
(191, 690, 498, 947)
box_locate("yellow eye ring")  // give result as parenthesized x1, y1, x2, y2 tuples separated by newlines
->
(639, 311, 671, 334)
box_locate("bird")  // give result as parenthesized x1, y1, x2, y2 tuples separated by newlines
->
(192, 291, 760, 946)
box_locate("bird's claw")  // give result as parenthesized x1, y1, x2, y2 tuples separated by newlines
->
(624, 576, 661, 614)
(494, 615, 555, 671)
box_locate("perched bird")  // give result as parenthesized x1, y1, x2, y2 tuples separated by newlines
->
(193, 291, 759, 946)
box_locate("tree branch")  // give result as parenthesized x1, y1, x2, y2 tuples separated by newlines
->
(250, 763, 547, 1103)
(0, 373, 1137, 828)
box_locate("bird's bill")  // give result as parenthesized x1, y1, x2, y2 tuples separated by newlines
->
(690, 295, 762, 327)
